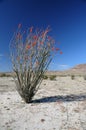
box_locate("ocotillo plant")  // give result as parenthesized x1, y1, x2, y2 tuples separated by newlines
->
(10, 24, 62, 103)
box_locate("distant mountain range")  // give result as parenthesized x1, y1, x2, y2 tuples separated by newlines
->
(0, 64, 86, 76)
(46, 64, 86, 76)
(71, 64, 86, 71)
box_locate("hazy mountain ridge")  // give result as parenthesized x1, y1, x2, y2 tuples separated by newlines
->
(46, 64, 86, 76)
(71, 64, 86, 71)
(0, 64, 86, 76)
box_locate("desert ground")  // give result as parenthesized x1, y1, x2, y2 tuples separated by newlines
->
(0, 75, 86, 130)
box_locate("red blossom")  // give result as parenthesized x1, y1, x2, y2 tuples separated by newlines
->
(41, 33, 44, 38)
(52, 47, 55, 51)
(30, 26, 33, 33)
(60, 51, 63, 54)
(56, 48, 60, 51)
(40, 41, 43, 44)
(48, 36, 51, 40)
(26, 45, 31, 50)
(32, 41, 37, 47)
(33, 35, 37, 40)
(42, 30, 48, 38)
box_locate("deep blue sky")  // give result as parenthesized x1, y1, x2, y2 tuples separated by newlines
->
(0, 0, 86, 72)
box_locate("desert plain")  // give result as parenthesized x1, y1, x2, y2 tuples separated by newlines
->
(0, 72, 86, 130)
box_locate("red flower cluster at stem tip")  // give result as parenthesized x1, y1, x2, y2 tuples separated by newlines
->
(16, 24, 63, 56)
(30, 26, 33, 33)
(52, 47, 55, 51)
(48, 36, 51, 40)
(32, 41, 37, 47)
(40, 41, 43, 44)
(41, 29, 49, 38)
(26, 45, 31, 50)
(56, 48, 60, 51)
(33, 35, 38, 40)
(60, 51, 63, 54)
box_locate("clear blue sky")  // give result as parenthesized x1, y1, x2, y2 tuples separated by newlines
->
(0, 0, 86, 72)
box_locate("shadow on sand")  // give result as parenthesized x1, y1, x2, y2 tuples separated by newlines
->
(31, 94, 86, 103)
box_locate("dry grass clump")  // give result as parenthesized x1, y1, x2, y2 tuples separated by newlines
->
(49, 75, 56, 80)
(42, 75, 48, 80)
(71, 75, 75, 80)
(0, 73, 12, 77)
(83, 75, 86, 80)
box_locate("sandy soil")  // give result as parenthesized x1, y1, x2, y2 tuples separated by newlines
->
(0, 76, 86, 130)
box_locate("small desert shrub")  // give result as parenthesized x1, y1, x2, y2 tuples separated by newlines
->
(49, 75, 56, 80)
(83, 75, 86, 80)
(0, 72, 13, 77)
(71, 75, 75, 80)
(42, 75, 48, 80)
(58, 75, 67, 77)
(0, 73, 7, 77)
(0, 73, 11, 77)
